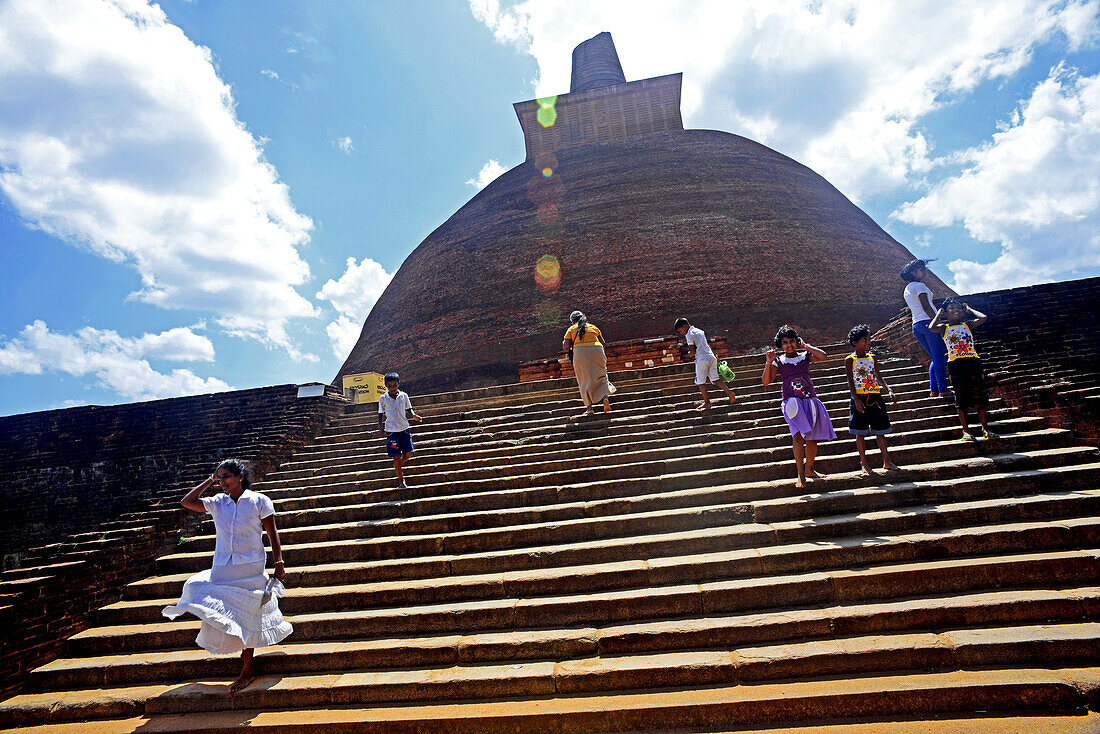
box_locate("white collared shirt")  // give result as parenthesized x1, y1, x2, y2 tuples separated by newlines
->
(201, 489, 275, 566)
(685, 326, 716, 362)
(378, 390, 413, 433)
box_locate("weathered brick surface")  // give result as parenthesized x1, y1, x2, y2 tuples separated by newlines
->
(0, 384, 346, 696)
(874, 276, 1100, 446)
(519, 335, 730, 382)
(337, 129, 952, 394)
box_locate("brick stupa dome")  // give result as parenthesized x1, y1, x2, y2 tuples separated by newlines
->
(337, 33, 951, 391)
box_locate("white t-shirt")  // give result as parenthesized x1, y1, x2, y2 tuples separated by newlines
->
(201, 490, 275, 567)
(378, 390, 413, 433)
(685, 326, 716, 362)
(903, 282, 935, 323)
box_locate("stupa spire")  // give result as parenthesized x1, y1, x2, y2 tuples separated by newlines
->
(570, 32, 627, 93)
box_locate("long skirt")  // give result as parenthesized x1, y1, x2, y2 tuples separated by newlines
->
(781, 397, 837, 441)
(572, 344, 615, 407)
(162, 560, 292, 655)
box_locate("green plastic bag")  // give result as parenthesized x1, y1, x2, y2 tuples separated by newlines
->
(717, 360, 736, 383)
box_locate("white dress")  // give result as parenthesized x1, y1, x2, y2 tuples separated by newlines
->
(162, 489, 293, 654)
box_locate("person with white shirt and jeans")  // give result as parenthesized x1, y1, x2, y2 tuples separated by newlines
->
(378, 372, 423, 490)
(164, 459, 292, 693)
(675, 318, 737, 410)
(901, 258, 952, 398)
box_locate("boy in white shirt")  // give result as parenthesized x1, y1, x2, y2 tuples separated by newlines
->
(675, 318, 736, 410)
(377, 372, 423, 489)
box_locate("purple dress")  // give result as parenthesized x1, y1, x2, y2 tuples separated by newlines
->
(774, 352, 836, 441)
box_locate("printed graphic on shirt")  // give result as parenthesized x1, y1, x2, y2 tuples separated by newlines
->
(944, 324, 978, 360)
(788, 377, 811, 399)
(852, 356, 879, 393)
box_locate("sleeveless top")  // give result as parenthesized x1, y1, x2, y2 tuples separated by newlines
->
(774, 352, 817, 400)
(850, 354, 879, 394)
(943, 323, 979, 361)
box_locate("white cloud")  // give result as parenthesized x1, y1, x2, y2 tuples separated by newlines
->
(895, 67, 1100, 293)
(333, 136, 354, 153)
(468, 0, 1099, 200)
(0, 321, 230, 401)
(316, 257, 394, 358)
(0, 0, 318, 359)
(466, 159, 507, 189)
(260, 68, 280, 80)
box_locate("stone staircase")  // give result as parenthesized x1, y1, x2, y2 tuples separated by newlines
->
(3, 346, 1100, 732)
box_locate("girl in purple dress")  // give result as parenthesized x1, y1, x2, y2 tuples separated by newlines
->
(762, 325, 837, 488)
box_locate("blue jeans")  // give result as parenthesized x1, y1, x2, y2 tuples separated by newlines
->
(912, 320, 949, 394)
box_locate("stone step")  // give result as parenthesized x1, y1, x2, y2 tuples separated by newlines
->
(256, 392, 988, 495)
(190, 424, 1067, 537)
(32, 585, 1100, 690)
(130, 446, 1098, 598)
(73, 543, 1100, 655)
(5, 629, 1099, 727)
(178, 451, 1096, 560)
(7, 668, 1096, 733)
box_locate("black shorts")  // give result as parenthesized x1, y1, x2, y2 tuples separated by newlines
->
(849, 393, 891, 436)
(947, 357, 989, 411)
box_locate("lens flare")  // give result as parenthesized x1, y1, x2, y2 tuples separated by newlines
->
(536, 96, 558, 128)
(536, 299, 562, 326)
(535, 254, 561, 293)
(536, 203, 559, 225)
(541, 167, 553, 178)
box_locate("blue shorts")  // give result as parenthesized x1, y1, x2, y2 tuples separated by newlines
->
(385, 429, 414, 457)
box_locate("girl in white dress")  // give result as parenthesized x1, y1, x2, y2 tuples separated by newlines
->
(163, 459, 292, 692)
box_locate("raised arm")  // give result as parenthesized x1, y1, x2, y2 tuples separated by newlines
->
(965, 305, 988, 328)
(180, 471, 215, 514)
(261, 514, 286, 583)
(928, 307, 946, 332)
(801, 341, 828, 363)
(761, 349, 778, 386)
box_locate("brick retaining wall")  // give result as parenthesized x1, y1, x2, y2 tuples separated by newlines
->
(0, 384, 347, 696)
(520, 335, 730, 382)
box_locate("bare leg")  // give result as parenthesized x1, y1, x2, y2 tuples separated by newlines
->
(394, 454, 411, 486)
(805, 441, 826, 478)
(792, 435, 807, 489)
(602, 398, 611, 413)
(718, 381, 737, 403)
(855, 436, 873, 475)
(697, 383, 711, 409)
(957, 408, 974, 437)
(977, 407, 990, 435)
(877, 435, 898, 470)
(229, 648, 255, 692)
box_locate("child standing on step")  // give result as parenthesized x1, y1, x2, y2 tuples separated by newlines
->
(762, 325, 837, 488)
(929, 298, 997, 441)
(844, 324, 899, 475)
(163, 459, 292, 693)
(378, 372, 423, 489)
(675, 317, 736, 410)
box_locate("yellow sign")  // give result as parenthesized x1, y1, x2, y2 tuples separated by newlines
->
(341, 372, 386, 404)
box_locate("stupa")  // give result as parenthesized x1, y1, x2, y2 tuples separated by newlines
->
(338, 32, 951, 391)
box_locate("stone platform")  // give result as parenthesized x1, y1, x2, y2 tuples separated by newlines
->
(2, 304, 1100, 730)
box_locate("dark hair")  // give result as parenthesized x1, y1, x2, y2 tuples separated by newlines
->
(384, 372, 400, 384)
(674, 318, 690, 330)
(216, 459, 251, 490)
(942, 297, 964, 308)
(848, 324, 871, 344)
(774, 325, 799, 349)
(570, 310, 587, 340)
(900, 258, 936, 283)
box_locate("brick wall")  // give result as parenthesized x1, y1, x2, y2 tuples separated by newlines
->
(0, 384, 347, 696)
(874, 276, 1100, 446)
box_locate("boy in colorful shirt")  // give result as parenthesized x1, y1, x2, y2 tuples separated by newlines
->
(929, 298, 996, 441)
(377, 372, 423, 489)
(675, 318, 736, 410)
(844, 324, 899, 476)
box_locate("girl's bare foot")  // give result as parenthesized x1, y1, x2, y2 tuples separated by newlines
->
(697, 402, 711, 411)
(859, 464, 874, 477)
(806, 468, 827, 479)
(228, 673, 254, 693)
(883, 461, 900, 471)
(795, 480, 807, 489)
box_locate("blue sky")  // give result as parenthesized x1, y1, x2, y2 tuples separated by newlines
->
(1, 0, 1098, 416)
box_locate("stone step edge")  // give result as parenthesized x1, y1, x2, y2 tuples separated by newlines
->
(4, 628, 1098, 726)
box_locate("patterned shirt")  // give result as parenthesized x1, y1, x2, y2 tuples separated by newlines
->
(851, 354, 879, 394)
(943, 323, 979, 361)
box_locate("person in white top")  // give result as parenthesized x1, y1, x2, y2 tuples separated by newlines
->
(378, 372, 423, 490)
(163, 459, 292, 693)
(901, 258, 951, 398)
(675, 318, 736, 410)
